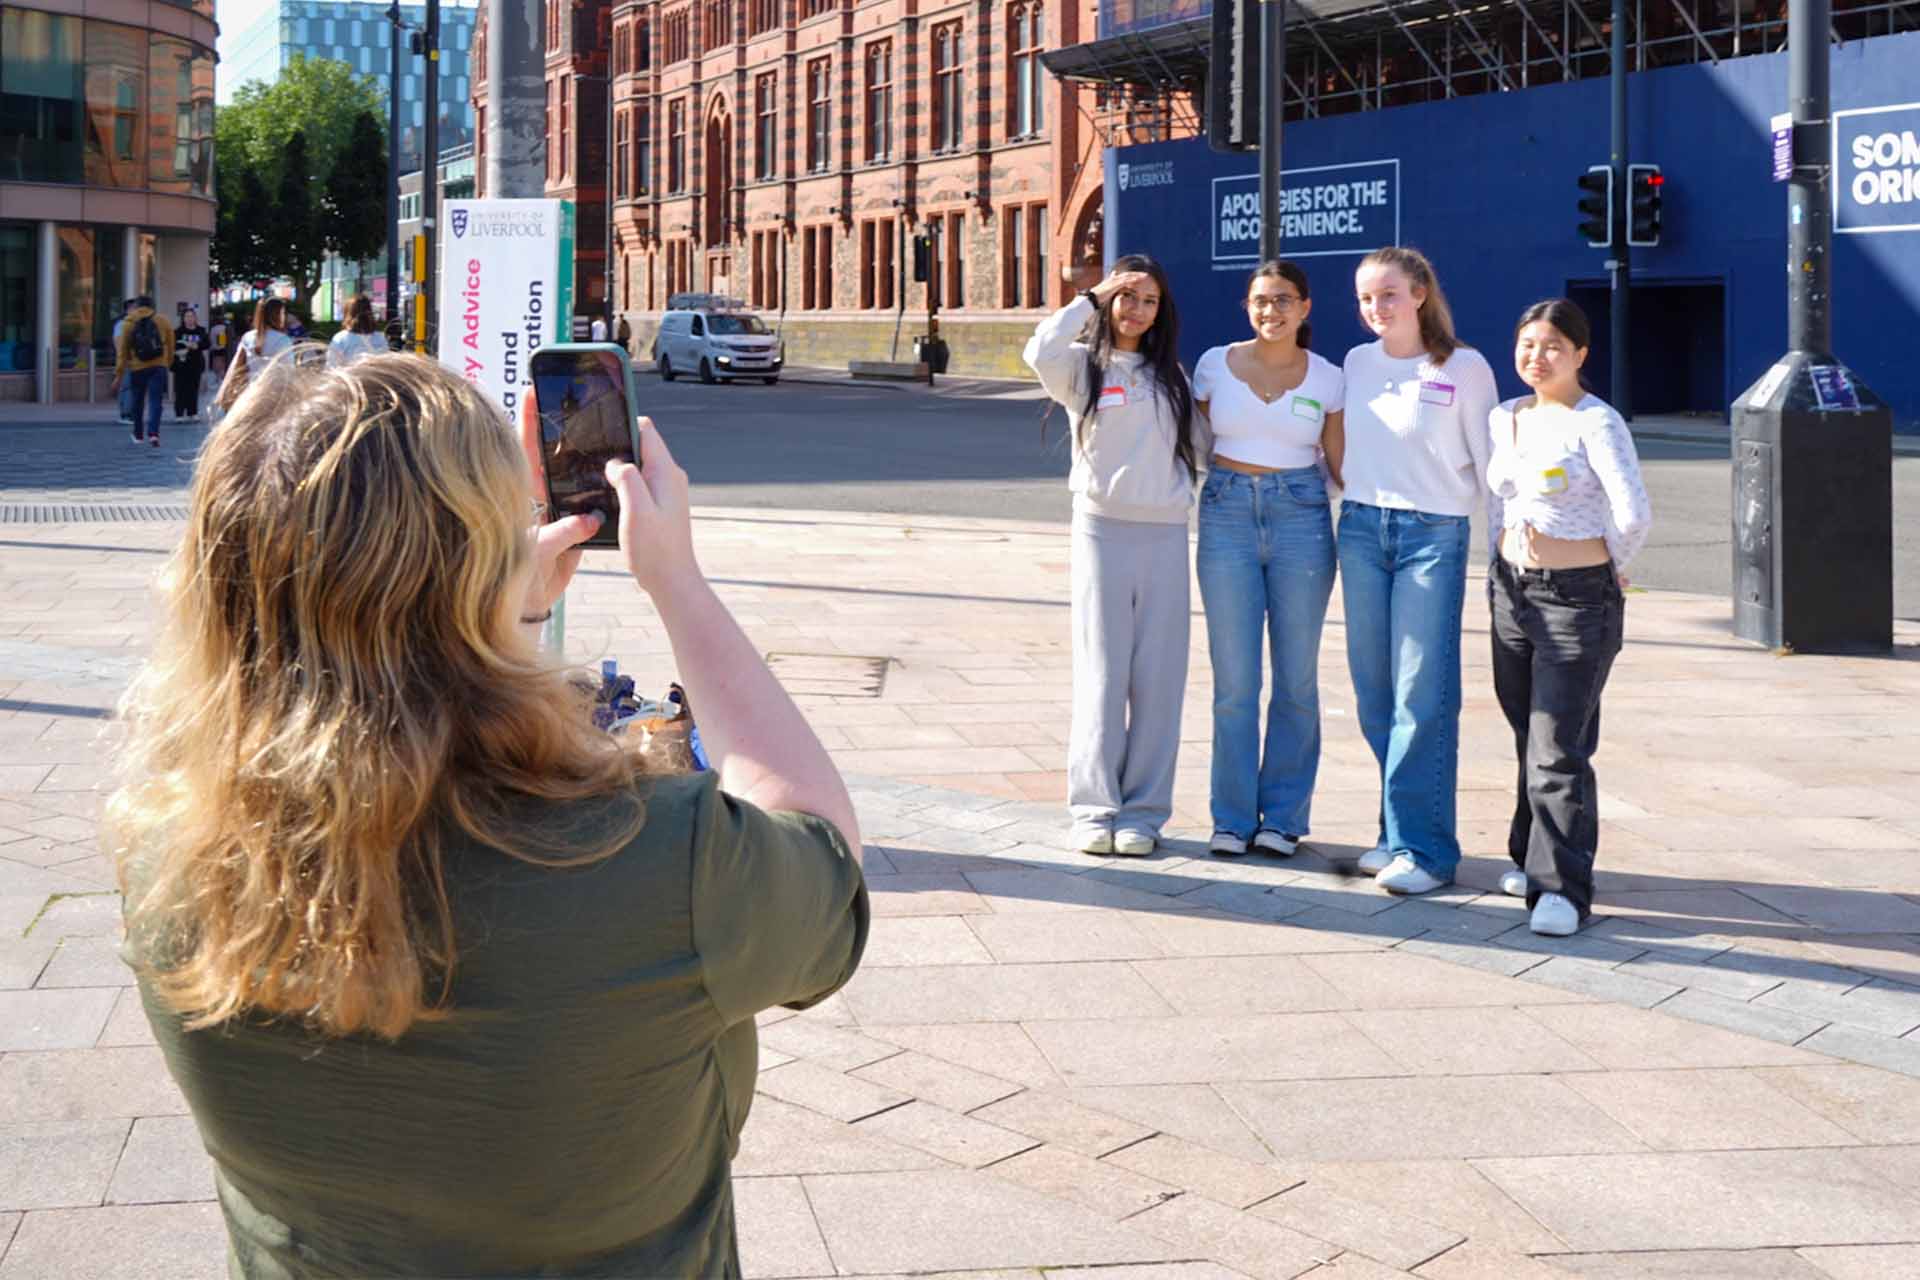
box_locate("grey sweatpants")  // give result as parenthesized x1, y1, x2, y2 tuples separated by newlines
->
(1068, 513, 1191, 835)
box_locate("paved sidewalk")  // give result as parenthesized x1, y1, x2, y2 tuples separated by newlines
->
(4, 476, 1920, 1273)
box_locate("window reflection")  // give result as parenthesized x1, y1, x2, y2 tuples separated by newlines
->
(0, 9, 84, 183)
(0, 224, 35, 375)
(0, 7, 213, 195)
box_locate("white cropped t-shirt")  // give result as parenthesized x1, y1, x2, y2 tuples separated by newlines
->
(1193, 346, 1344, 470)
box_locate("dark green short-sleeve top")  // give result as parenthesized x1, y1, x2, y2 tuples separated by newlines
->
(134, 770, 869, 1279)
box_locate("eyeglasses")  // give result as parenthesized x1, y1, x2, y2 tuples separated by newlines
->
(1248, 295, 1303, 312)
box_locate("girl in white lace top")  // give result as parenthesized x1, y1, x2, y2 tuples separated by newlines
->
(1486, 298, 1652, 941)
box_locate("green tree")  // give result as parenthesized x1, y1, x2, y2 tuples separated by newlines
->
(324, 111, 391, 292)
(212, 55, 386, 297)
(277, 130, 322, 303)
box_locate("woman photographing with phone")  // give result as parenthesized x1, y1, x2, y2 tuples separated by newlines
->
(1192, 261, 1343, 858)
(110, 354, 867, 1277)
(1340, 247, 1498, 896)
(1488, 299, 1651, 935)
(1025, 255, 1201, 858)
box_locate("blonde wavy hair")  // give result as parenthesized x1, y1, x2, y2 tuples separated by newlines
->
(109, 350, 646, 1039)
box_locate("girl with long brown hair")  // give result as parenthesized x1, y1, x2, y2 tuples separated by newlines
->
(1339, 246, 1499, 896)
(110, 354, 866, 1276)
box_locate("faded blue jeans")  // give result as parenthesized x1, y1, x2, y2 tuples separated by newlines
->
(1196, 466, 1335, 840)
(1336, 501, 1470, 878)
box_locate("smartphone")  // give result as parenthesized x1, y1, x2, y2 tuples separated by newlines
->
(529, 343, 642, 549)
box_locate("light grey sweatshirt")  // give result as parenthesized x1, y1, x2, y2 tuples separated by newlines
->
(1023, 295, 1200, 525)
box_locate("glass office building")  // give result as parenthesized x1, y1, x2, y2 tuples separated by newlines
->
(221, 0, 477, 173)
(0, 0, 216, 402)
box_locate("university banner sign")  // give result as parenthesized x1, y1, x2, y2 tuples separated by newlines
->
(436, 199, 576, 418)
(1211, 159, 1401, 265)
(1834, 102, 1920, 235)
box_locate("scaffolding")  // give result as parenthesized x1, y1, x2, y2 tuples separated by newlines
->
(1045, 0, 1920, 144)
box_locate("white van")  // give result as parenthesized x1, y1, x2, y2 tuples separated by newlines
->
(654, 293, 783, 385)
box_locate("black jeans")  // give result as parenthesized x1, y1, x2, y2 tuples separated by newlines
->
(1489, 557, 1624, 918)
(174, 362, 203, 416)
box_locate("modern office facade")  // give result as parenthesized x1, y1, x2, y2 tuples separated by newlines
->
(1053, 0, 1920, 424)
(0, 0, 216, 402)
(221, 0, 478, 172)
(472, 0, 1104, 375)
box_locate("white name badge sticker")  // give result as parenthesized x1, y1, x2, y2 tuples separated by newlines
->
(1418, 380, 1456, 407)
(1291, 395, 1324, 423)
(1098, 384, 1128, 411)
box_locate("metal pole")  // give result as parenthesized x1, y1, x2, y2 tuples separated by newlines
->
(387, 3, 402, 326)
(1260, 0, 1286, 260)
(485, 0, 546, 197)
(421, 0, 441, 356)
(1787, 0, 1830, 356)
(605, 74, 616, 336)
(1609, 0, 1631, 418)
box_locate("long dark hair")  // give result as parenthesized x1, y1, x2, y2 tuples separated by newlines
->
(1246, 259, 1313, 350)
(346, 294, 377, 335)
(252, 297, 288, 334)
(1074, 254, 1198, 481)
(1359, 245, 1462, 364)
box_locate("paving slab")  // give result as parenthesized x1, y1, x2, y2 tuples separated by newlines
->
(800, 1168, 1187, 1274)
(1249, 1182, 1463, 1271)
(732, 1175, 834, 1279)
(1103, 1132, 1304, 1209)
(1023, 1013, 1408, 1086)
(1795, 1244, 1920, 1279)
(1547, 1249, 1832, 1278)
(0, 1120, 127, 1212)
(1472, 1148, 1920, 1251)
(986, 1143, 1180, 1219)
(0, 1201, 227, 1280)
(1127, 1192, 1339, 1280)
(731, 1097, 941, 1177)
(1555, 1068, 1859, 1151)
(1304, 1159, 1569, 1257)
(1218, 1077, 1647, 1162)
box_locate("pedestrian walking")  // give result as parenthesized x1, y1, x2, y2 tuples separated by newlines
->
(214, 297, 294, 412)
(111, 295, 175, 448)
(113, 297, 137, 422)
(1338, 247, 1498, 895)
(109, 354, 867, 1278)
(1192, 261, 1345, 858)
(208, 311, 231, 382)
(591, 315, 610, 342)
(172, 307, 208, 420)
(617, 315, 634, 354)
(1487, 299, 1651, 935)
(327, 294, 391, 368)
(1025, 254, 1202, 857)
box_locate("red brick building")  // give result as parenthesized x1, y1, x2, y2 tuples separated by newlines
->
(473, 0, 1106, 374)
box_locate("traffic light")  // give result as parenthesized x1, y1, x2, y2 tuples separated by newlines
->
(1628, 163, 1664, 247)
(1577, 165, 1613, 247)
(912, 233, 931, 284)
(1208, 0, 1258, 153)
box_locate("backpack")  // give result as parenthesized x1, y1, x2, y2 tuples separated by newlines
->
(131, 315, 165, 362)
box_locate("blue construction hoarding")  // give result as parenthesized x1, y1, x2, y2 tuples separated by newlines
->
(1105, 30, 1920, 427)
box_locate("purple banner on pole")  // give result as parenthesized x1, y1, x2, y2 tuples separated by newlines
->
(1771, 112, 1793, 182)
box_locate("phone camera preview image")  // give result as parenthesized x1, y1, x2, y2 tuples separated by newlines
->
(533, 350, 634, 542)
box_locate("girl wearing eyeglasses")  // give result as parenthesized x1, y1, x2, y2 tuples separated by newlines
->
(1191, 261, 1345, 859)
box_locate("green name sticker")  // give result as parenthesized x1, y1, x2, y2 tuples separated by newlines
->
(1291, 396, 1323, 422)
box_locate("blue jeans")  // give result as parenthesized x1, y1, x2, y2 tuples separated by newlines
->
(1336, 501, 1470, 877)
(1196, 466, 1335, 839)
(129, 367, 166, 439)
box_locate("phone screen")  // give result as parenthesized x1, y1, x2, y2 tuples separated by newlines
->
(532, 349, 635, 528)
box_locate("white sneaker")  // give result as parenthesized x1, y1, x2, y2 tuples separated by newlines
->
(1499, 869, 1529, 898)
(1209, 831, 1248, 857)
(1075, 827, 1114, 855)
(1375, 853, 1451, 895)
(1112, 829, 1156, 857)
(1530, 892, 1580, 936)
(1252, 830, 1299, 857)
(1356, 846, 1394, 874)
